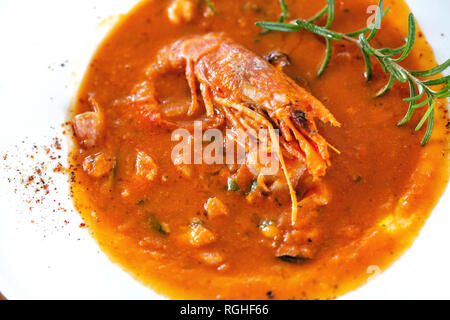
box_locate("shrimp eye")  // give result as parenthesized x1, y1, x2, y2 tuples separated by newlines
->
(292, 110, 310, 131)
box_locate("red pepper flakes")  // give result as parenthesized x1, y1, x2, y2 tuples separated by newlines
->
(26, 176, 35, 186)
(53, 163, 65, 173)
(2, 124, 78, 232)
(53, 137, 62, 150)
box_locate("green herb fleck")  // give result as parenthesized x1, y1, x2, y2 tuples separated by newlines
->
(205, 0, 217, 15)
(227, 178, 240, 192)
(148, 215, 168, 236)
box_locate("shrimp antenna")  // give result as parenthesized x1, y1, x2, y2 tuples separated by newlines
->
(327, 142, 341, 155)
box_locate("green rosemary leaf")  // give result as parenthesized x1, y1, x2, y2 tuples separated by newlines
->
(362, 49, 373, 81)
(375, 75, 395, 97)
(366, 0, 383, 41)
(255, 21, 299, 32)
(307, 5, 328, 23)
(422, 75, 450, 86)
(366, 27, 379, 42)
(393, 14, 416, 62)
(420, 103, 434, 146)
(412, 96, 432, 110)
(279, 0, 289, 22)
(295, 20, 342, 40)
(384, 59, 407, 82)
(345, 6, 390, 37)
(375, 56, 388, 73)
(378, 44, 406, 57)
(383, 6, 391, 17)
(436, 90, 450, 98)
(318, 38, 333, 77)
(403, 94, 423, 103)
(345, 27, 371, 38)
(325, 0, 335, 28)
(359, 34, 377, 56)
(403, 84, 424, 102)
(435, 83, 450, 97)
(415, 103, 433, 132)
(397, 79, 417, 126)
(409, 59, 450, 77)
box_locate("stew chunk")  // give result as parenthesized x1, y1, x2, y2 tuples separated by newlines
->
(73, 112, 103, 148)
(136, 151, 158, 181)
(82, 153, 115, 178)
(167, 0, 195, 24)
(188, 221, 216, 247)
(205, 197, 229, 219)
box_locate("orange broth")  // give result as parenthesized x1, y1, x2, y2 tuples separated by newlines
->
(69, 0, 449, 299)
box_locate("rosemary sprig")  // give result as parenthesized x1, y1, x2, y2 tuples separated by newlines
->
(256, 0, 450, 145)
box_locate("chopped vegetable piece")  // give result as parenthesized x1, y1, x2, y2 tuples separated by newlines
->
(198, 251, 224, 266)
(167, 0, 195, 24)
(189, 221, 216, 247)
(205, 197, 229, 219)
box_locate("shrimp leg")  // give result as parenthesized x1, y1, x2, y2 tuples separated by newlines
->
(200, 83, 215, 117)
(215, 97, 299, 225)
(284, 117, 327, 178)
(186, 59, 201, 116)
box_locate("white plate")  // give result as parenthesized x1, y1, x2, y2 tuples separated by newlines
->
(0, 0, 448, 300)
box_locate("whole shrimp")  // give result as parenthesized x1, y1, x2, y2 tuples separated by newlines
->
(146, 33, 341, 224)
